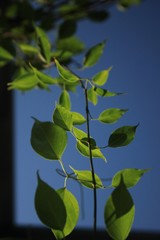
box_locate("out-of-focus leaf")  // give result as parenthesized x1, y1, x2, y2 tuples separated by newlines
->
(55, 59, 79, 83)
(58, 20, 77, 38)
(31, 65, 57, 84)
(52, 188, 79, 239)
(70, 166, 104, 189)
(18, 43, 39, 55)
(8, 72, 38, 91)
(104, 177, 135, 240)
(112, 168, 149, 188)
(88, 10, 109, 22)
(56, 36, 85, 54)
(108, 125, 138, 148)
(0, 46, 14, 67)
(53, 104, 73, 131)
(83, 41, 106, 67)
(35, 173, 66, 229)
(31, 119, 67, 160)
(98, 108, 128, 124)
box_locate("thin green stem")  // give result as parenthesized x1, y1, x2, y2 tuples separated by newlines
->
(84, 83, 97, 240)
(59, 159, 68, 187)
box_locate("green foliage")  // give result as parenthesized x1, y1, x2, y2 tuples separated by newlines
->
(2, 0, 145, 239)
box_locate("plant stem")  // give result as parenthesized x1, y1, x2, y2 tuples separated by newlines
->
(84, 85, 97, 240)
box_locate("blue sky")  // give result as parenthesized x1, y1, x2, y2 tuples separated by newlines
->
(14, 0, 160, 232)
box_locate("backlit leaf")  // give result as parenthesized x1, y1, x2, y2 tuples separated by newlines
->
(70, 167, 104, 189)
(112, 168, 149, 188)
(108, 125, 138, 148)
(35, 173, 66, 229)
(0, 46, 14, 62)
(8, 72, 38, 91)
(53, 104, 73, 131)
(72, 127, 87, 140)
(94, 87, 123, 97)
(104, 177, 135, 240)
(92, 67, 112, 86)
(36, 26, 51, 63)
(31, 119, 67, 160)
(59, 90, 71, 110)
(52, 188, 79, 239)
(31, 65, 57, 85)
(72, 112, 86, 125)
(83, 41, 106, 67)
(18, 43, 39, 55)
(56, 36, 85, 54)
(55, 59, 79, 83)
(87, 87, 98, 105)
(98, 108, 128, 124)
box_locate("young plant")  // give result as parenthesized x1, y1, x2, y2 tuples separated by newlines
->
(17, 39, 148, 239)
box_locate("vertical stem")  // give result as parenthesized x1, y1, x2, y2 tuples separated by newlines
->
(84, 86, 97, 240)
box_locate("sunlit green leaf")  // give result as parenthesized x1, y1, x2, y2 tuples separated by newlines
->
(0, 46, 14, 61)
(52, 188, 79, 239)
(87, 87, 98, 105)
(83, 41, 106, 67)
(112, 168, 149, 188)
(59, 90, 71, 110)
(94, 87, 123, 97)
(70, 166, 104, 189)
(72, 112, 86, 125)
(35, 173, 66, 229)
(92, 67, 112, 86)
(8, 72, 38, 91)
(108, 125, 138, 148)
(18, 43, 39, 55)
(76, 139, 106, 162)
(72, 127, 87, 140)
(55, 59, 79, 83)
(98, 108, 128, 124)
(53, 104, 73, 131)
(104, 177, 135, 240)
(31, 119, 67, 160)
(36, 26, 51, 63)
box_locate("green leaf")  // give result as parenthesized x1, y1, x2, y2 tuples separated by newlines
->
(72, 112, 86, 125)
(98, 108, 128, 124)
(94, 87, 123, 97)
(108, 125, 138, 148)
(55, 59, 79, 83)
(18, 43, 39, 55)
(72, 127, 87, 140)
(52, 188, 79, 239)
(104, 177, 135, 240)
(35, 173, 66, 229)
(112, 168, 149, 188)
(87, 87, 98, 105)
(56, 36, 85, 54)
(70, 167, 104, 189)
(31, 119, 67, 160)
(58, 20, 77, 38)
(8, 72, 38, 91)
(92, 67, 112, 86)
(0, 46, 14, 62)
(31, 65, 57, 85)
(59, 90, 71, 110)
(88, 10, 109, 22)
(83, 41, 106, 67)
(36, 26, 51, 63)
(53, 104, 73, 131)
(76, 139, 106, 162)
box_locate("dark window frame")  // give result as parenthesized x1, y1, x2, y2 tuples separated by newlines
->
(0, 66, 160, 239)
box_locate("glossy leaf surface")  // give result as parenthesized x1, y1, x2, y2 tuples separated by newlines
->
(31, 119, 67, 160)
(104, 177, 135, 240)
(112, 168, 149, 188)
(70, 167, 104, 189)
(108, 125, 138, 148)
(53, 105, 73, 131)
(98, 108, 128, 124)
(52, 188, 79, 239)
(55, 59, 79, 83)
(83, 41, 106, 67)
(92, 67, 112, 86)
(35, 173, 66, 229)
